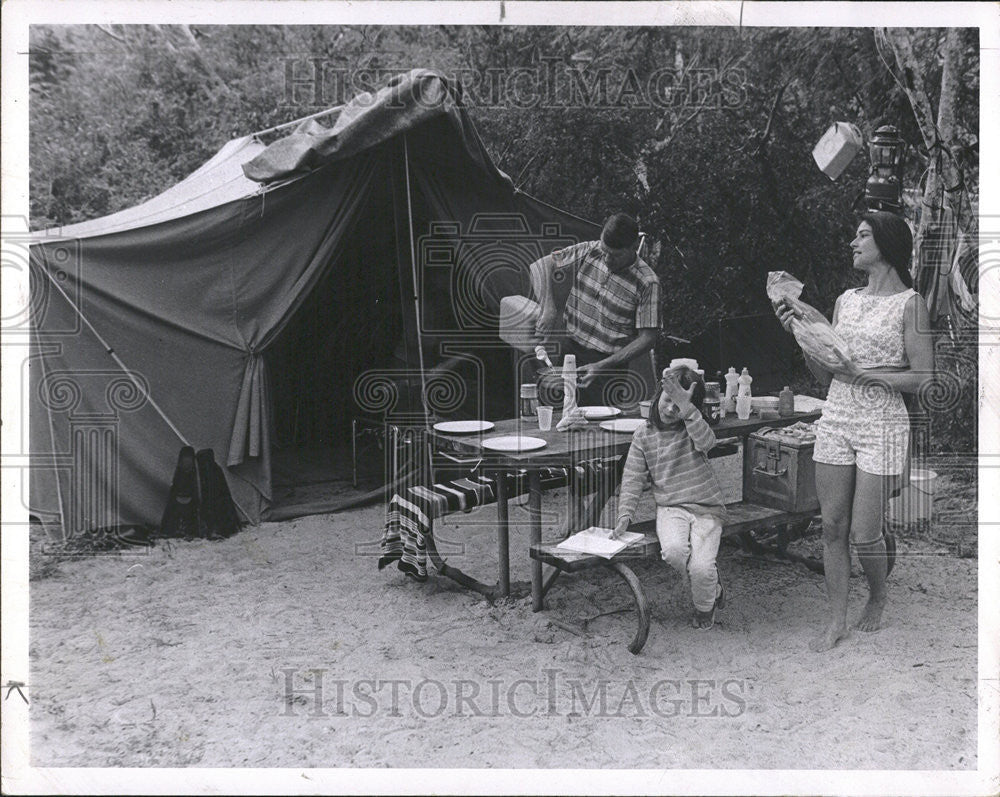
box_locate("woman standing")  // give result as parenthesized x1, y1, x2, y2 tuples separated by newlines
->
(776, 211, 934, 652)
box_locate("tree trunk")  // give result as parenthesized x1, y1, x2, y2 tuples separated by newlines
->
(885, 28, 970, 322)
(935, 28, 962, 215)
(886, 28, 964, 225)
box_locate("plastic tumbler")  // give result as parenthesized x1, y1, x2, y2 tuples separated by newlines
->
(736, 395, 752, 420)
(537, 406, 554, 431)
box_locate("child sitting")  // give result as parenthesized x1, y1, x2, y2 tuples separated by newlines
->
(612, 366, 729, 629)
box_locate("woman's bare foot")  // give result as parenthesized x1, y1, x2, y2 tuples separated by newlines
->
(854, 595, 887, 632)
(809, 620, 849, 652)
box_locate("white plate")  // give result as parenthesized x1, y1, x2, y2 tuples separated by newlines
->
(600, 418, 645, 433)
(578, 406, 622, 421)
(481, 435, 547, 452)
(432, 420, 495, 434)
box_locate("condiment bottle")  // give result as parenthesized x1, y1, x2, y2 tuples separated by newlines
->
(736, 367, 753, 420)
(738, 367, 753, 397)
(723, 367, 739, 413)
(561, 354, 578, 415)
(779, 385, 794, 417)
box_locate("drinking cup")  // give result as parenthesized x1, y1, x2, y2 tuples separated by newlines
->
(736, 396, 752, 421)
(537, 406, 554, 431)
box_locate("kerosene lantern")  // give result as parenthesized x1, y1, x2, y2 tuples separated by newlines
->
(864, 124, 906, 214)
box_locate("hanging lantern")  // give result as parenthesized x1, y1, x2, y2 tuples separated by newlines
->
(864, 125, 906, 214)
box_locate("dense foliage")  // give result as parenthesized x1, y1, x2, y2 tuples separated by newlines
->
(29, 25, 979, 453)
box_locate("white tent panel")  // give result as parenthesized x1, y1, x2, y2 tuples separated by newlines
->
(35, 136, 267, 241)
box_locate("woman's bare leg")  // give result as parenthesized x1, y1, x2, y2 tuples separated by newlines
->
(851, 469, 897, 632)
(810, 462, 855, 652)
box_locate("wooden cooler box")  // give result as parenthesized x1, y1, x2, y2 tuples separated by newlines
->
(742, 425, 819, 513)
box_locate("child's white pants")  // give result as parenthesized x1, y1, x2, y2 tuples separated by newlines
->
(656, 506, 723, 612)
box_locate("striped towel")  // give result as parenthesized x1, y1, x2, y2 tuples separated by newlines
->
(378, 457, 624, 580)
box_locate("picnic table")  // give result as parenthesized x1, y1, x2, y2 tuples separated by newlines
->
(427, 407, 822, 623)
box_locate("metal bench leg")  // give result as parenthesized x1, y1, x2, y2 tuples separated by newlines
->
(529, 469, 544, 612)
(607, 561, 650, 655)
(496, 469, 510, 598)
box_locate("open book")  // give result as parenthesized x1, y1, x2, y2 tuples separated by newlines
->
(556, 527, 645, 559)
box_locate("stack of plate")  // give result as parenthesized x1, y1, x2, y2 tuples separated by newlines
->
(751, 397, 779, 413)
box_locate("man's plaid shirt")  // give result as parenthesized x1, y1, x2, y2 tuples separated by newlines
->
(552, 241, 661, 354)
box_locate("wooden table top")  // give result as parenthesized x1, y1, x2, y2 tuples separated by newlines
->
(429, 409, 821, 466)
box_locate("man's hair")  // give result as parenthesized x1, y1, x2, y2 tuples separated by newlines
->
(648, 367, 705, 430)
(601, 213, 640, 250)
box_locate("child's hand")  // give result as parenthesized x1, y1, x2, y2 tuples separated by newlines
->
(661, 370, 696, 413)
(611, 518, 630, 540)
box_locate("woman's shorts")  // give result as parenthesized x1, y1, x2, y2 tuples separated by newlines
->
(813, 379, 910, 476)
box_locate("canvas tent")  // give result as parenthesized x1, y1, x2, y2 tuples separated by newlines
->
(29, 69, 600, 533)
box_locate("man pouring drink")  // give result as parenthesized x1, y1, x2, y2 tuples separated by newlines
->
(529, 212, 661, 406)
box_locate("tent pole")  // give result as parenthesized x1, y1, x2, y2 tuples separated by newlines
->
(36, 257, 192, 447)
(402, 134, 431, 422)
(251, 104, 345, 139)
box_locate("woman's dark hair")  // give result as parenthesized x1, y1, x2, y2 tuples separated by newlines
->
(860, 211, 914, 288)
(648, 367, 705, 430)
(601, 213, 640, 249)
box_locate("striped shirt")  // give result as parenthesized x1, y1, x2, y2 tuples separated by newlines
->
(551, 242, 660, 354)
(615, 412, 728, 526)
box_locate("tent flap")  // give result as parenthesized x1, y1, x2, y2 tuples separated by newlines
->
(243, 69, 505, 186)
(228, 352, 268, 467)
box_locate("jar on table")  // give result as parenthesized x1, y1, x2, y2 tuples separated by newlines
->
(702, 382, 722, 425)
(520, 383, 538, 419)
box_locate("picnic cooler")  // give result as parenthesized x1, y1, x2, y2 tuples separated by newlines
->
(742, 425, 819, 513)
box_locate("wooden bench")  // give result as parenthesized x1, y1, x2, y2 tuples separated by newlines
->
(529, 501, 818, 654)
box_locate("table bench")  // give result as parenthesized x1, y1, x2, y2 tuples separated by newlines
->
(530, 501, 819, 654)
(389, 408, 821, 619)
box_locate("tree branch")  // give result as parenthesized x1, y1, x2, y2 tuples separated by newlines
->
(95, 24, 128, 47)
(882, 28, 937, 150)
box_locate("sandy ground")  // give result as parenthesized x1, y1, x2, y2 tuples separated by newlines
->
(27, 466, 978, 771)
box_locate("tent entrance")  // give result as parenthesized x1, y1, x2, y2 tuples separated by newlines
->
(263, 150, 423, 518)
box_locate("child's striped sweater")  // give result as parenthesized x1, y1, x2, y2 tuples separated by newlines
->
(615, 410, 728, 525)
